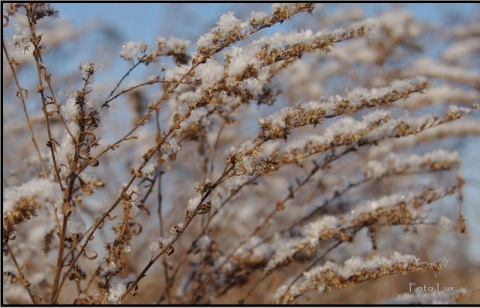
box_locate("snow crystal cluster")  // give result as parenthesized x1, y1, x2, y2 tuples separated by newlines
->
(187, 193, 202, 212)
(120, 41, 147, 64)
(3, 178, 61, 213)
(107, 274, 135, 303)
(196, 11, 247, 51)
(66, 212, 87, 235)
(12, 23, 32, 51)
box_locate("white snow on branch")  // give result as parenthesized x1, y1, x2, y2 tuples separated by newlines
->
(303, 252, 421, 284)
(187, 193, 202, 212)
(275, 252, 445, 302)
(407, 57, 480, 85)
(107, 275, 135, 303)
(196, 11, 244, 50)
(443, 37, 480, 63)
(267, 186, 452, 274)
(368, 118, 480, 159)
(193, 59, 224, 87)
(120, 41, 147, 64)
(261, 77, 428, 138)
(401, 85, 480, 109)
(12, 23, 32, 51)
(225, 18, 376, 84)
(364, 149, 460, 179)
(3, 178, 61, 213)
(283, 110, 390, 156)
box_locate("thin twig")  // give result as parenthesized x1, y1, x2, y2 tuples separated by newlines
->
(2, 38, 47, 178)
(5, 243, 38, 304)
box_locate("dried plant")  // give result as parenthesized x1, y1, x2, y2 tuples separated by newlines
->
(2, 3, 479, 305)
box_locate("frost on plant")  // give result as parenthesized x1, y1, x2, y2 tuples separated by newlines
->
(2, 3, 479, 305)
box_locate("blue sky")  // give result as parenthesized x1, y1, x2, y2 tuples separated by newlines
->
(39, 3, 478, 86)
(53, 3, 479, 44)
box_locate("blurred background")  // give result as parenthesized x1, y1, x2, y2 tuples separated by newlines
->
(3, 3, 479, 304)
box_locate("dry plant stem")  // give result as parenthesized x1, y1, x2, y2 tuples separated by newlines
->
(282, 241, 343, 302)
(162, 174, 261, 299)
(106, 79, 155, 106)
(103, 56, 147, 107)
(137, 171, 159, 207)
(51, 215, 68, 303)
(106, 79, 196, 107)
(74, 280, 81, 297)
(54, 71, 201, 300)
(155, 103, 161, 139)
(154, 171, 163, 236)
(60, 10, 314, 289)
(52, 69, 96, 303)
(40, 53, 76, 142)
(120, 164, 235, 303)
(157, 170, 172, 304)
(26, 9, 73, 187)
(252, 171, 413, 257)
(2, 38, 47, 178)
(161, 255, 172, 304)
(77, 4, 315, 176)
(202, 175, 260, 234)
(290, 168, 445, 233)
(32, 69, 64, 187)
(455, 174, 466, 233)
(302, 168, 417, 227)
(238, 151, 461, 300)
(83, 270, 96, 295)
(23, 10, 69, 302)
(209, 123, 226, 178)
(157, 251, 189, 303)
(5, 243, 37, 304)
(233, 164, 320, 267)
(6, 4, 477, 304)
(188, 162, 321, 303)
(54, 156, 154, 301)
(161, 173, 257, 301)
(57, 74, 197, 279)
(74, 63, 199, 177)
(239, 241, 341, 304)
(273, 185, 458, 291)
(191, 162, 321, 301)
(252, 147, 361, 249)
(296, 178, 369, 227)
(61, 90, 213, 299)
(90, 108, 465, 303)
